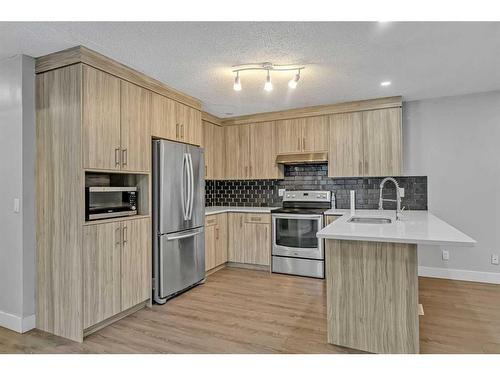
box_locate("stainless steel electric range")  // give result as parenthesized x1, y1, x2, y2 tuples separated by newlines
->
(271, 190, 331, 279)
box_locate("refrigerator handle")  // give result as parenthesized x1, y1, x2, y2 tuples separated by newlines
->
(181, 153, 188, 221)
(166, 227, 204, 241)
(188, 153, 194, 220)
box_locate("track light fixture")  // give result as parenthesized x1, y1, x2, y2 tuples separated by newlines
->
(232, 63, 305, 92)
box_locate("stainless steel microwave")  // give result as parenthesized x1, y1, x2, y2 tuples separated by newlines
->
(85, 186, 138, 221)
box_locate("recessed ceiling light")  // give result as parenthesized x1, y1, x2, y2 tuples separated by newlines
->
(380, 81, 391, 86)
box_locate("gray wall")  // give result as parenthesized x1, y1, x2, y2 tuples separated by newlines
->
(404, 91, 500, 275)
(0, 55, 36, 332)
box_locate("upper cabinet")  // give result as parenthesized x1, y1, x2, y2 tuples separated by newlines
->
(328, 108, 402, 177)
(276, 116, 329, 154)
(82, 65, 121, 171)
(82, 65, 151, 172)
(120, 81, 152, 173)
(362, 108, 402, 176)
(203, 121, 225, 180)
(225, 122, 282, 180)
(150, 93, 202, 146)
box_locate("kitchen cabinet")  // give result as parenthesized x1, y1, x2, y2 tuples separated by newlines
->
(151, 92, 176, 141)
(82, 217, 150, 329)
(276, 116, 329, 154)
(362, 108, 402, 176)
(328, 108, 402, 177)
(82, 65, 121, 171)
(225, 122, 282, 179)
(203, 121, 225, 179)
(205, 213, 228, 271)
(328, 112, 364, 177)
(225, 125, 250, 179)
(120, 81, 152, 173)
(83, 221, 121, 329)
(228, 213, 271, 266)
(175, 101, 202, 146)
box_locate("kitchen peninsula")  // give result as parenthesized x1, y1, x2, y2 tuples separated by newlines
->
(318, 209, 476, 354)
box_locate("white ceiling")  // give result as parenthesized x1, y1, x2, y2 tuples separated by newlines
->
(1, 22, 499, 117)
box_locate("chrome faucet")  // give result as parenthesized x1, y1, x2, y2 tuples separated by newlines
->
(378, 177, 403, 220)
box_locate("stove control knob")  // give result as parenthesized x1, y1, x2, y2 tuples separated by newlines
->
(291, 194, 296, 198)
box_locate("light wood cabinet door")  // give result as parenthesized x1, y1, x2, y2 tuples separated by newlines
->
(276, 118, 303, 154)
(243, 214, 271, 266)
(83, 222, 121, 329)
(248, 121, 281, 179)
(215, 213, 228, 266)
(82, 65, 121, 171)
(228, 213, 245, 263)
(362, 108, 402, 177)
(205, 216, 217, 271)
(121, 218, 150, 311)
(303, 116, 329, 152)
(151, 92, 176, 140)
(225, 125, 250, 179)
(175, 102, 202, 146)
(120, 81, 152, 172)
(212, 124, 226, 180)
(328, 112, 364, 177)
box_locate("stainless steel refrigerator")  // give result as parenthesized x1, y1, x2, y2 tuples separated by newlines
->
(152, 139, 205, 304)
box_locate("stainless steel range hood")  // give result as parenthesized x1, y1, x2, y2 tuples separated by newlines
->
(276, 152, 328, 165)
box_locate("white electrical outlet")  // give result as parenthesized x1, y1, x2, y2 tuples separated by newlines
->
(13, 198, 20, 213)
(492, 254, 499, 265)
(278, 188, 286, 197)
(399, 187, 405, 198)
(442, 250, 450, 261)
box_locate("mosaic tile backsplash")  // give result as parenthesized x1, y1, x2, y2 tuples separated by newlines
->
(206, 164, 428, 210)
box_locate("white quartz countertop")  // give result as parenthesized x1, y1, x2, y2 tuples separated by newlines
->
(205, 206, 277, 216)
(318, 209, 476, 247)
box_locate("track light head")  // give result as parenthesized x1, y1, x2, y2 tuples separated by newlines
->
(233, 72, 242, 91)
(264, 70, 273, 92)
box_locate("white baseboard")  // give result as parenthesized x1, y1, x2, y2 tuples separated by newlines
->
(419, 266, 500, 284)
(0, 311, 36, 333)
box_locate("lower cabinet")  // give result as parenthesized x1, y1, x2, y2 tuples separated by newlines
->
(205, 213, 228, 271)
(228, 213, 271, 266)
(83, 217, 150, 329)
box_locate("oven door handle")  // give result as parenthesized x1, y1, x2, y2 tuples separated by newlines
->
(271, 213, 324, 220)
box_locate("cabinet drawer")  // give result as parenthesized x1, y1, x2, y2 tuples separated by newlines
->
(243, 213, 271, 224)
(205, 216, 218, 226)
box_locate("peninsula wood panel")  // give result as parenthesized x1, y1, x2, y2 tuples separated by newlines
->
(36, 64, 84, 342)
(326, 239, 419, 354)
(302, 116, 329, 152)
(362, 108, 402, 176)
(120, 81, 152, 172)
(150, 92, 176, 140)
(121, 218, 150, 311)
(275, 118, 303, 154)
(228, 213, 245, 263)
(82, 65, 121, 171)
(225, 125, 250, 179)
(83, 222, 121, 329)
(248, 121, 281, 179)
(328, 112, 364, 177)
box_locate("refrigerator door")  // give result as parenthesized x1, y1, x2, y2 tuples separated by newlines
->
(154, 139, 191, 234)
(185, 145, 205, 228)
(158, 227, 205, 300)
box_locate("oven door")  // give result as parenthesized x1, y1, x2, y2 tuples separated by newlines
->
(272, 214, 324, 260)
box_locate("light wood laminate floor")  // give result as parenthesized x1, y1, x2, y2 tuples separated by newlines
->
(1, 267, 499, 354)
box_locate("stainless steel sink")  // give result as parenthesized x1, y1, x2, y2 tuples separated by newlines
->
(348, 216, 392, 224)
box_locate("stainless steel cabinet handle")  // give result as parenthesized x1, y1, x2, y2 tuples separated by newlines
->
(122, 148, 128, 166)
(297, 137, 301, 150)
(181, 124, 184, 139)
(250, 216, 262, 222)
(115, 148, 121, 167)
(216, 227, 219, 240)
(115, 226, 121, 245)
(302, 137, 306, 150)
(176, 123, 179, 138)
(122, 225, 128, 245)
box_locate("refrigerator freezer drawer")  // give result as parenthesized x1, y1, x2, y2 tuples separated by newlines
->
(157, 227, 205, 301)
(272, 256, 324, 279)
